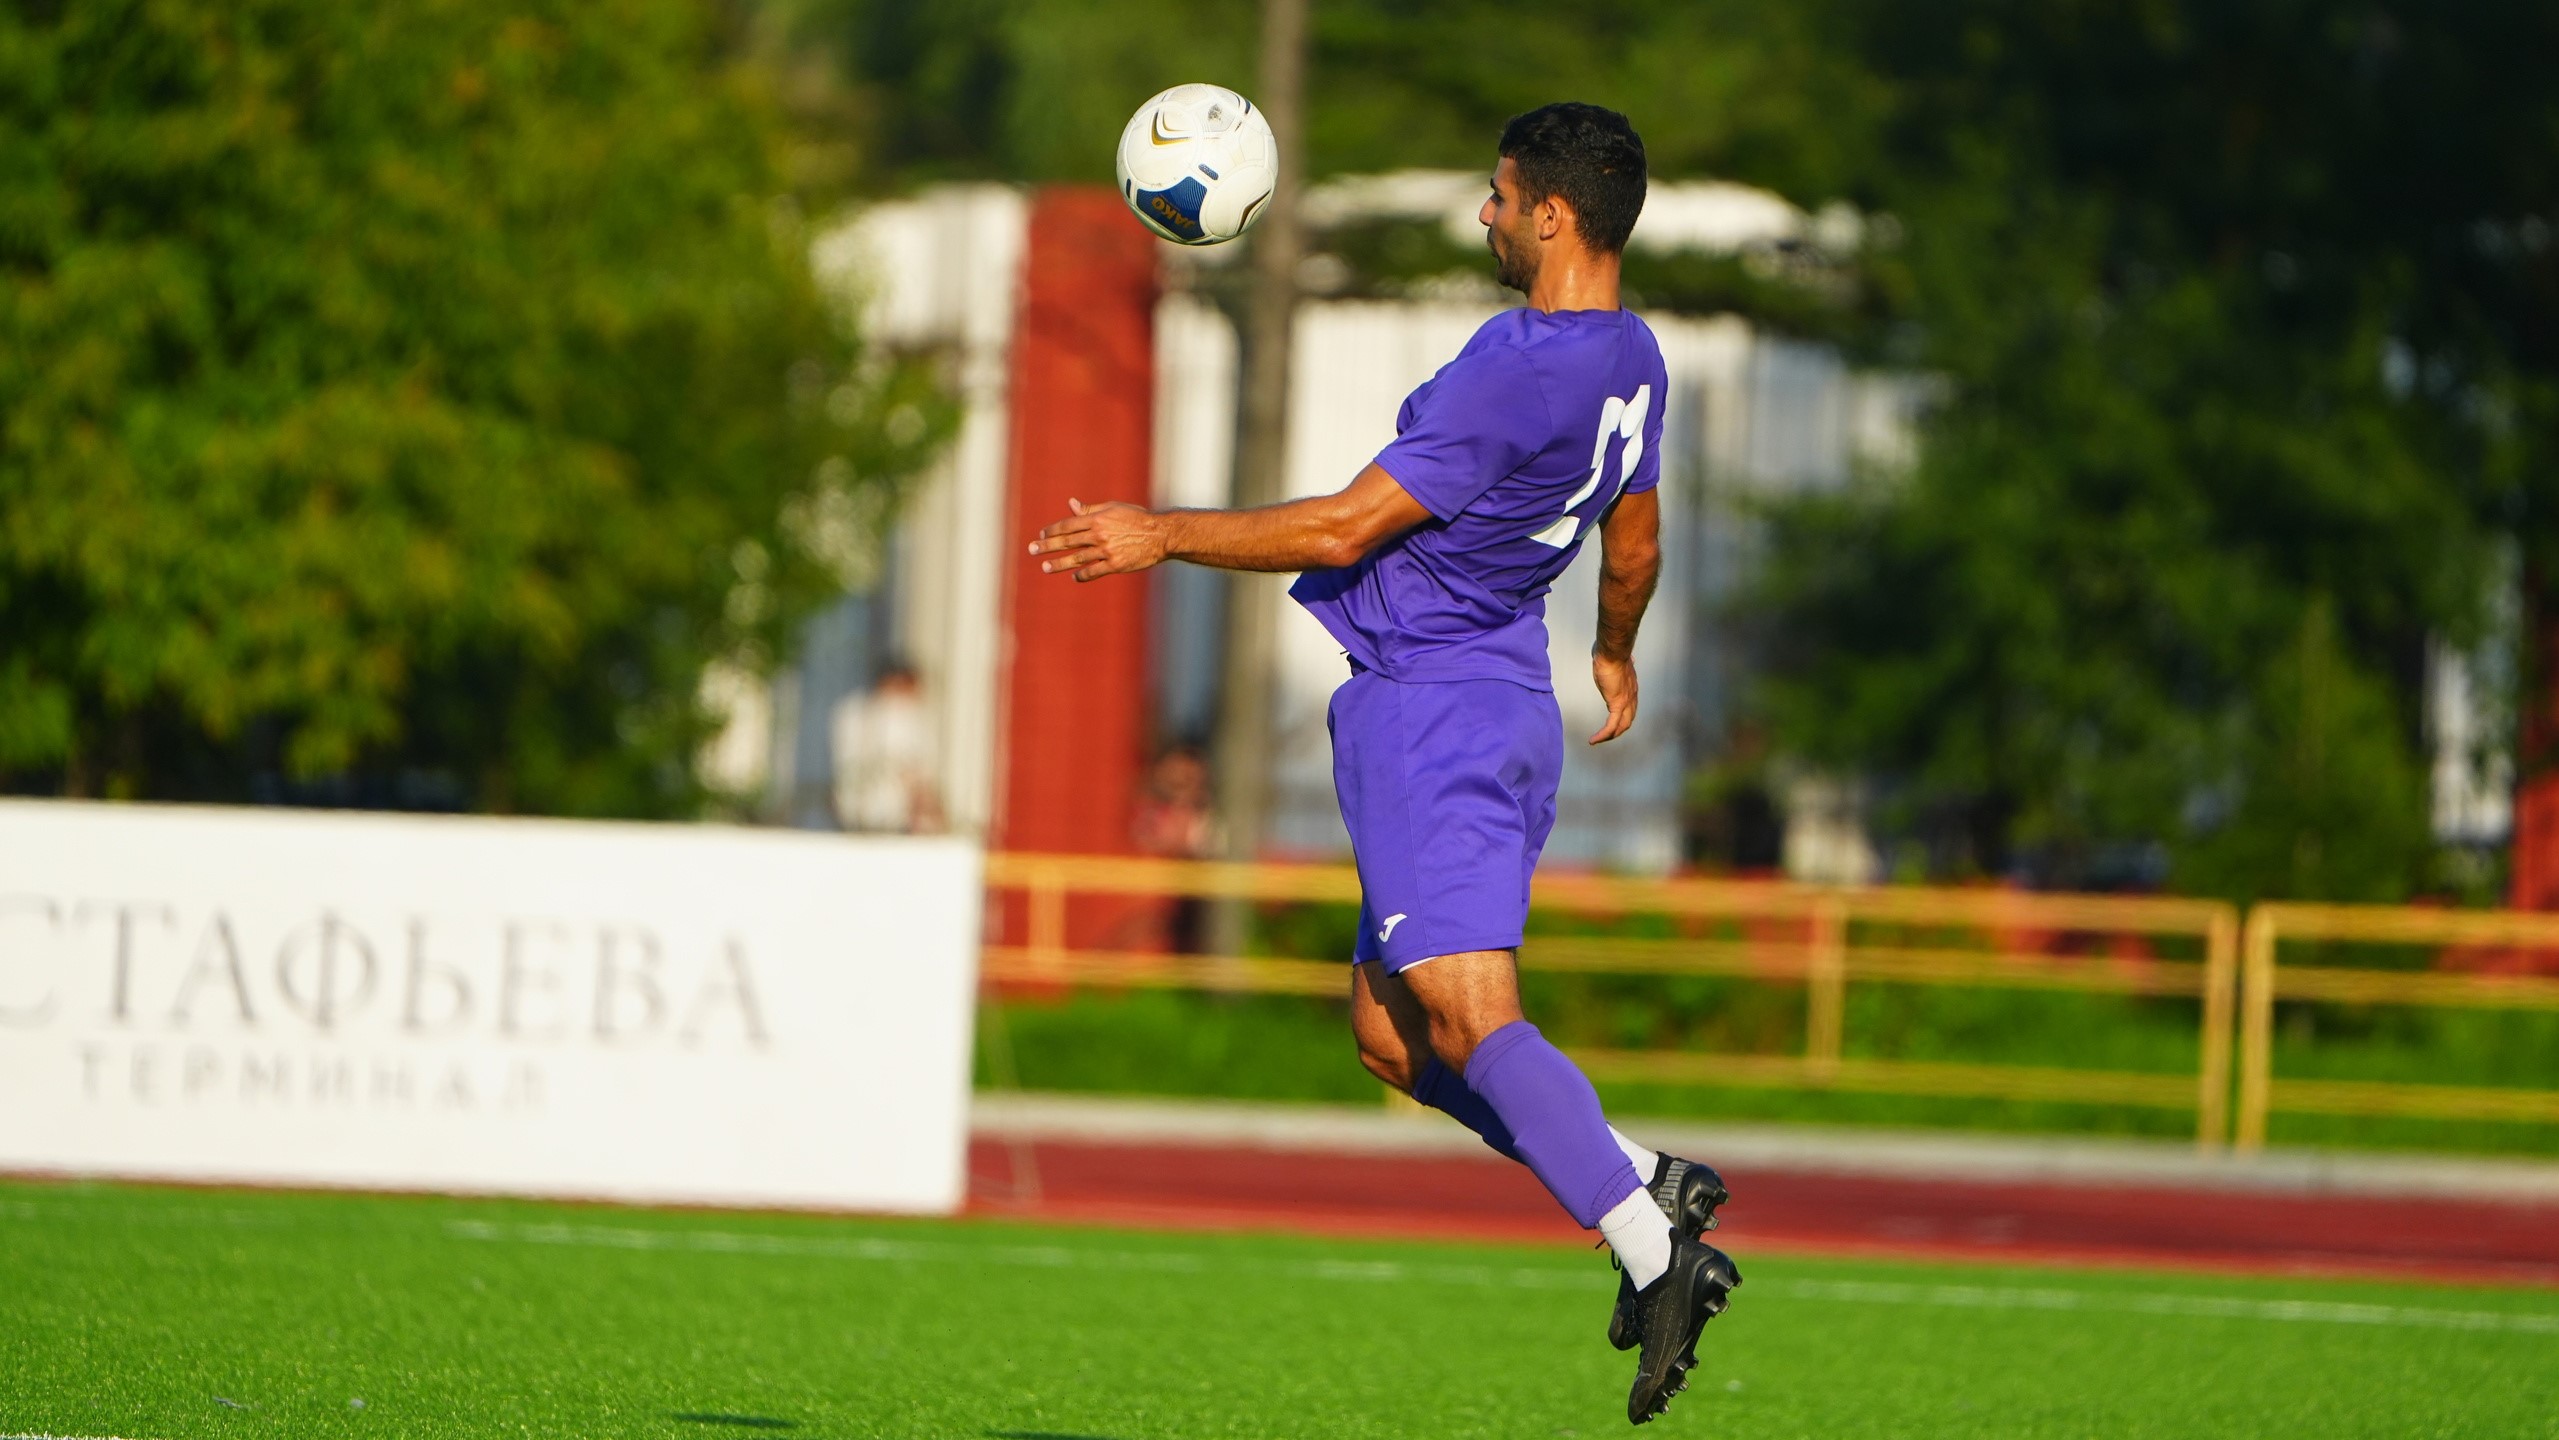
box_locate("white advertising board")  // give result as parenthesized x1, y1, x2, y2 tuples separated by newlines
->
(0, 801, 981, 1213)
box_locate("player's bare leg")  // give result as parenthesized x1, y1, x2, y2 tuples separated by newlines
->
(1348, 959, 1438, 1094)
(1352, 961, 1726, 1289)
(1364, 949, 1521, 1070)
(1367, 950, 1739, 1421)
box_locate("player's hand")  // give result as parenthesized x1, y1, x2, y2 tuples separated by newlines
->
(1029, 498, 1167, 582)
(1590, 652, 1638, 745)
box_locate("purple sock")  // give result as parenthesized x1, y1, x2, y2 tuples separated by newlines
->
(1461, 1019, 1644, 1229)
(1411, 1056, 1519, 1161)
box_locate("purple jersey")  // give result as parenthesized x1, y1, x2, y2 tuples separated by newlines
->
(1289, 307, 1669, 689)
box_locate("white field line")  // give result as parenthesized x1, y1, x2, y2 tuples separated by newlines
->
(440, 1218, 1587, 1290)
(444, 1219, 2559, 1337)
(0, 1198, 282, 1228)
(1777, 1278, 2559, 1335)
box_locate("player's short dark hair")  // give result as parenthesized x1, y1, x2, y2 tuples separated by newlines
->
(1497, 103, 1647, 254)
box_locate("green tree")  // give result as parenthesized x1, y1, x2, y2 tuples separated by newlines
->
(1748, 1, 2554, 901)
(0, 0, 954, 814)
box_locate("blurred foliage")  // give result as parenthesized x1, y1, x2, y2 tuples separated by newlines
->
(981, 989, 1377, 1105)
(1744, 2, 2559, 902)
(0, 0, 955, 813)
(758, 0, 1875, 199)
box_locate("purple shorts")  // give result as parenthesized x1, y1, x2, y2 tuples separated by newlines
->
(1328, 665, 1563, 973)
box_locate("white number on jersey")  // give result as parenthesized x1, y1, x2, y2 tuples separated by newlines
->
(1530, 383, 1651, 549)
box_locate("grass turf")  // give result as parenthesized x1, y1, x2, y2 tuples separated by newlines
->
(4, 1178, 2556, 1439)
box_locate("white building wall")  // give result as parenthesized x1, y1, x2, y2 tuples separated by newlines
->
(2430, 635, 2516, 845)
(809, 186, 1028, 838)
(1150, 293, 1241, 744)
(1153, 293, 1239, 510)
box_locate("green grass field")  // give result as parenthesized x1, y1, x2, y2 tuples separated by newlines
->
(5, 1178, 2555, 1440)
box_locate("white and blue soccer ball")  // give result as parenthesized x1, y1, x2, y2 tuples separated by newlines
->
(1114, 83, 1279, 246)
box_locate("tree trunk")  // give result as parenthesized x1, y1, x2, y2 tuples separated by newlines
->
(1209, 0, 1307, 957)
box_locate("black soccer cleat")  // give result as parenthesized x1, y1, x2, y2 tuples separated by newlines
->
(1624, 1233, 1742, 1426)
(1609, 1154, 1730, 1351)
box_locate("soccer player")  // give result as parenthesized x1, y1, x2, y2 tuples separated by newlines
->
(1029, 102, 1739, 1424)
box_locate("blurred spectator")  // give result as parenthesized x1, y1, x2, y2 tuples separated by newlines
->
(830, 663, 944, 833)
(1133, 745, 1216, 952)
(1682, 727, 1783, 876)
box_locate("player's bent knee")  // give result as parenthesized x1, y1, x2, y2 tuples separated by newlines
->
(1424, 1015, 1498, 1072)
(1351, 1018, 1419, 1091)
(1355, 1042, 1415, 1092)
(1349, 978, 1423, 1091)
(1410, 985, 1525, 1072)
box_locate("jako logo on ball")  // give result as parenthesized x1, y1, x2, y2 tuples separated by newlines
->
(1116, 83, 1278, 246)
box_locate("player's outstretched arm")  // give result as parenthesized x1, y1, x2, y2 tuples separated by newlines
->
(1589, 487, 1661, 745)
(1029, 464, 1429, 582)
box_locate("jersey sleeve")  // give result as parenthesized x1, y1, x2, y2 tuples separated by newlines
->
(1371, 346, 1552, 520)
(1623, 357, 1669, 496)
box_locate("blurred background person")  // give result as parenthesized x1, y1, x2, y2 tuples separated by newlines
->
(1133, 743, 1218, 952)
(831, 662, 944, 833)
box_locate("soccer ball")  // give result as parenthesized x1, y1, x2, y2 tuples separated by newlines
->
(1114, 84, 1279, 246)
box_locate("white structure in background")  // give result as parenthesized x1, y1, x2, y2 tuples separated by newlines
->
(767, 185, 1025, 837)
(1780, 776, 1882, 885)
(1151, 293, 1241, 743)
(1298, 169, 1839, 257)
(2429, 636, 2516, 846)
(696, 659, 774, 798)
(2423, 546, 2520, 847)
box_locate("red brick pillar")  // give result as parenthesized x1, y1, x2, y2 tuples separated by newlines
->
(995, 188, 1161, 948)
(2516, 786, 2559, 910)
(2513, 576, 2559, 911)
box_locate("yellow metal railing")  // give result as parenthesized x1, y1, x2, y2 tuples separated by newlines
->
(2235, 902, 2559, 1151)
(982, 853, 2241, 1148)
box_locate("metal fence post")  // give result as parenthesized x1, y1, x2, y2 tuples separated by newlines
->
(2234, 905, 2280, 1153)
(1805, 895, 1848, 1083)
(2194, 904, 2239, 1150)
(1028, 862, 1068, 977)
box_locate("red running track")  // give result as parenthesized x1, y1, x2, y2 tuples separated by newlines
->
(968, 1137, 2559, 1289)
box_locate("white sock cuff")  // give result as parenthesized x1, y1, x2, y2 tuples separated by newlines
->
(1597, 1185, 1674, 1290)
(1609, 1126, 1658, 1183)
